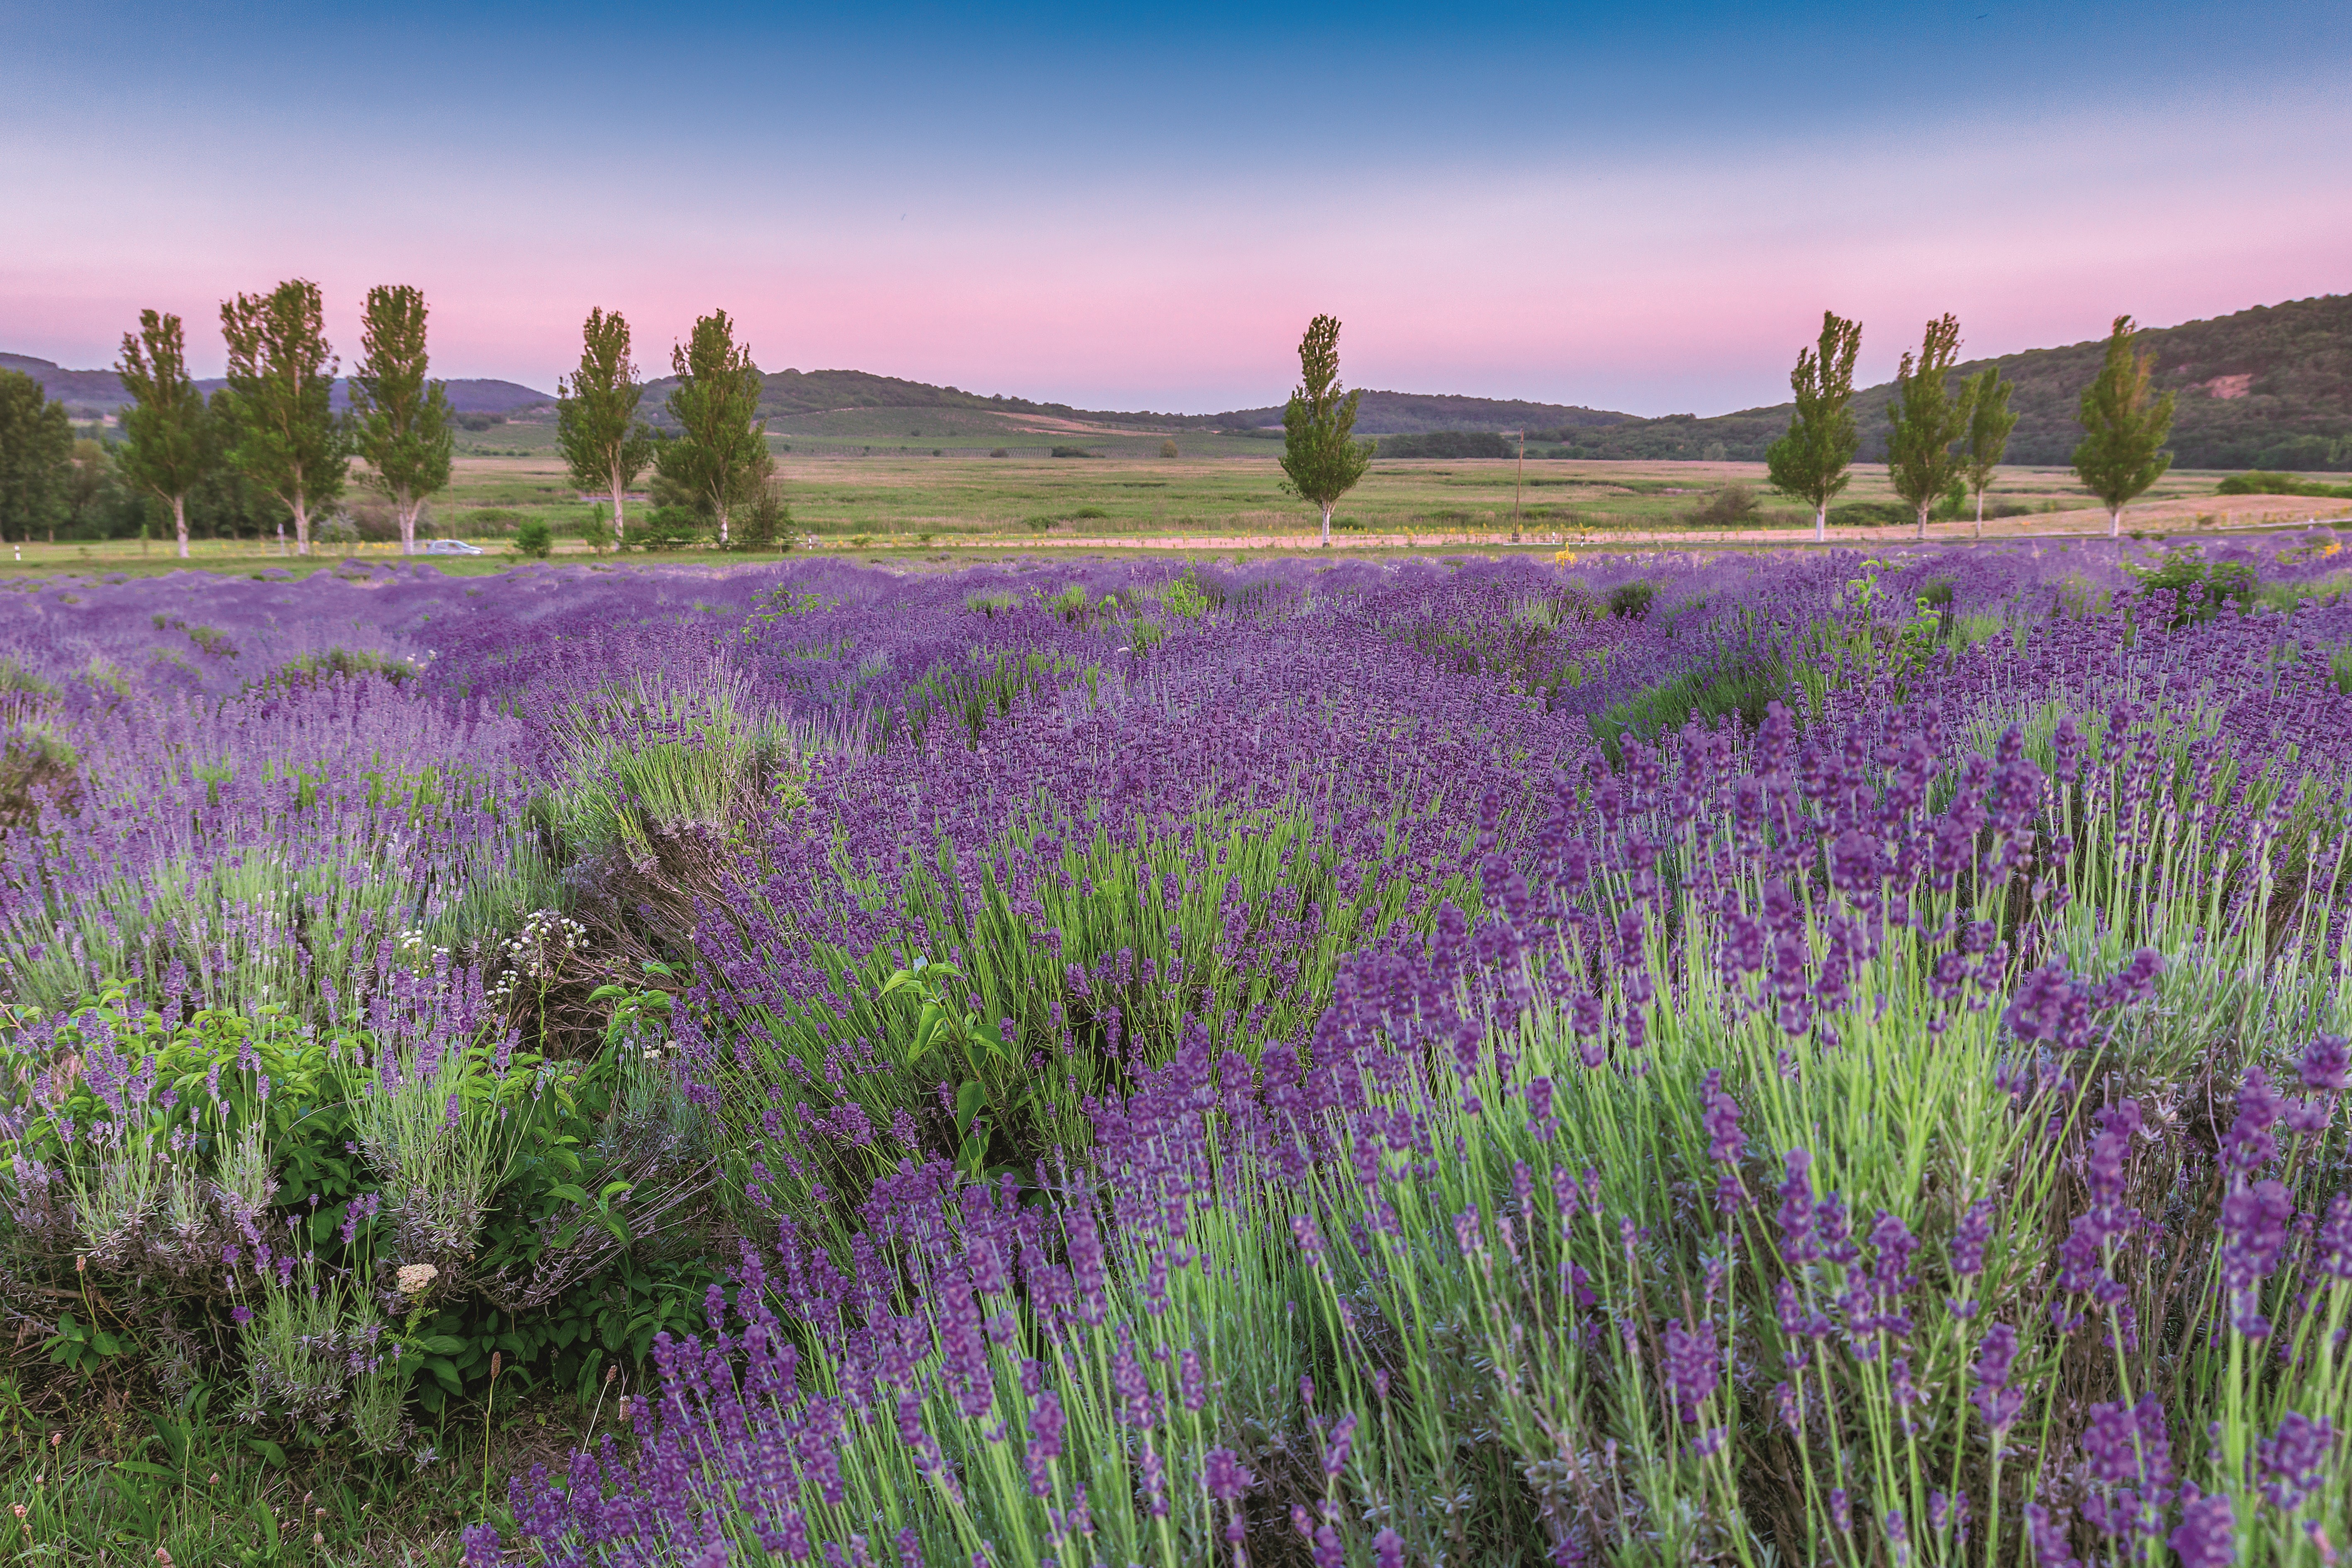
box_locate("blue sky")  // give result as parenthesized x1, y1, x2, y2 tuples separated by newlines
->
(4, 1, 2347, 412)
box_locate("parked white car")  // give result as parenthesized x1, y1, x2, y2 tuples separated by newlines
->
(422, 539, 485, 555)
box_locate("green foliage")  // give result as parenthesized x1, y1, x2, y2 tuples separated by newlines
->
(1589, 655, 1788, 763)
(2128, 544, 2257, 627)
(348, 284, 455, 555)
(634, 506, 703, 551)
(733, 484, 792, 551)
(0, 368, 72, 542)
(114, 310, 216, 558)
(1606, 580, 1657, 619)
(217, 278, 349, 555)
(247, 648, 416, 695)
(513, 518, 554, 558)
(2073, 313, 2178, 535)
(556, 307, 655, 545)
(1048, 446, 1099, 458)
(655, 311, 768, 547)
(1278, 314, 1374, 545)
(1765, 309, 1862, 537)
(2217, 470, 2352, 499)
(1884, 312, 1977, 537)
(1375, 430, 1513, 460)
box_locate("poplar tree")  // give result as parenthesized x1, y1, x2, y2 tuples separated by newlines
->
(2072, 315, 2176, 539)
(556, 308, 654, 546)
(1884, 314, 1977, 540)
(1278, 314, 1372, 546)
(349, 285, 454, 555)
(1764, 310, 1862, 543)
(1959, 366, 2018, 539)
(655, 310, 766, 548)
(116, 311, 215, 559)
(219, 279, 346, 555)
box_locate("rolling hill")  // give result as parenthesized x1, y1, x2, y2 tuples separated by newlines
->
(1531, 294, 2352, 472)
(0, 354, 551, 416)
(10, 291, 2345, 469)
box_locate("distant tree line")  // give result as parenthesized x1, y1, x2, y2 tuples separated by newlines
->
(0, 290, 794, 555)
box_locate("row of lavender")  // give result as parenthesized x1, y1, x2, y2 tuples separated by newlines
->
(1, 539, 2347, 1564)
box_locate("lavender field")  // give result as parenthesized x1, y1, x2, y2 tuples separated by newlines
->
(4, 536, 2351, 1566)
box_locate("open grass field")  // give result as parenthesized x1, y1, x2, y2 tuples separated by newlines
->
(27, 446, 2340, 578)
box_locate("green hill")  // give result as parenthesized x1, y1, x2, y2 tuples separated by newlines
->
(1535, 294, 2352, 471)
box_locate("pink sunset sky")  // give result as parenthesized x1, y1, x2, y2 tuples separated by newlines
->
(4, 2, 2347, 414)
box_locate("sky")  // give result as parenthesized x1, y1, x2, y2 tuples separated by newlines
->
(3, 1, 2348, 416)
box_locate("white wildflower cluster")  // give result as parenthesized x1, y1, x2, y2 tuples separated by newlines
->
(487, 909, 590, 1005)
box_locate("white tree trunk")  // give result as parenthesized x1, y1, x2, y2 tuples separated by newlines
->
(609, 468, 627, 549)
(715, 503, 729, 549)
(292, 493, 310, 555)
(1916, 502, 1929, 541)
(398, 492, 419, 555)
(2109, 505, 2123, 538)
(1975, 488, 1985, 540)
(171, 493, 189, 560)
(1815, 501, 1825, 544)
(1320, 500, 1333, 546)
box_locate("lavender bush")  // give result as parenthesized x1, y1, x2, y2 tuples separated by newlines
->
(1, 539, 2348, 1564)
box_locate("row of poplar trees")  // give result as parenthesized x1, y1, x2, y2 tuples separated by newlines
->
(110, 282, 454, 558)
(107, 285, 773, 559)
(1766, 311, 2178, 541)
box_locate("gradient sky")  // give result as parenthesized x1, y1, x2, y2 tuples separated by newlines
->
(4, 1, 2348, 415)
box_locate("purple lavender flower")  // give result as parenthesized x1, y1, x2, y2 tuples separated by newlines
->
(2300, 1033, 2349, 1093)
(2258, 1411, 2335, 1512)
(2024, 1503, 2081, 1568)
(1969, 1322, 2025, 1435)
(1202, 1447, 1254, 1501)
(1662, 1318, 1719, 1422)
(2167, 1488, 2236, 1568)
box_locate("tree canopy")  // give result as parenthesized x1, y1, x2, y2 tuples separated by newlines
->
(557, 308, 654, 545)
(1960, 366, 2019, 537)
(349, 285, 455, 555)
(1884, 314, 1977, 539)
(1278, 315, 1372, 546)
(115, 310, 216, 558)
(2072, 315, 2178, 538)
(218, 278, 346, 555)
(655, 311, 766, 549)
(0, 370, 73, 544)
(1764, 310, 1862, 543)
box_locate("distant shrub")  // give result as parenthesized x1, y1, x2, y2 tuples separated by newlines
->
(456, 412, 505, 432)
(514, 518, 555, 558)
(1070, 507, 1109, 521)
(989, 448, 1009, 458)
(1160, 439, 1180, 458)
(1024, 516, 1057, 532)
(1686, 484, 1759, 527)
(1826, 501, 1914, 528)
(636, 507, 703, 552)
(2130, 545, 2256, 627)
(2217, 470, 2352, 499)
(1608, 580, 1657, 620)
(578, 507, 614, 554)
(735, 486, 792, 551)
(250, 648, 416, 695)
(1050, 446, 1098, 458)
